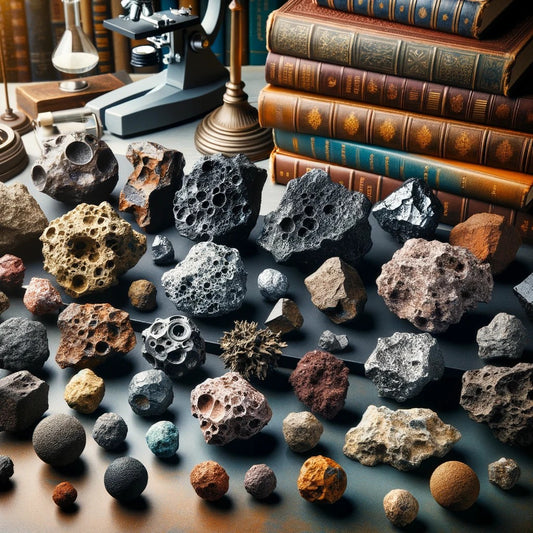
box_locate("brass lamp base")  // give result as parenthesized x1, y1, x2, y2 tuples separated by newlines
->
(0, 109, 32, 136)
(0, 125, 29, 182)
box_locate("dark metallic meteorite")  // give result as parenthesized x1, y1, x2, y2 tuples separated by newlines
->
(152, 235, 175, 265)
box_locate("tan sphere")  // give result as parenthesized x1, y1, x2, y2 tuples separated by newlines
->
(383, 489, 419, 526)
(429, 461, 480, 511)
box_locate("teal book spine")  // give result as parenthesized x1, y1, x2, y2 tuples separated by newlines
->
(272, 129, 533, 209)
(249, 0, 282, 65)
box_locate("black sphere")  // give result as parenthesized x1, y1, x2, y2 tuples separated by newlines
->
(104, 456, 148, 501)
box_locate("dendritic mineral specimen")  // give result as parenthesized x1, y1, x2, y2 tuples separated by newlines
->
(40, 201, 146, 298)
(297, 455, 347, 504)
(119, 141, 184, 232)
(376, 238, 493, 333)
(257, 169, 372, 268)
(173, 153, 266, 245)
(31, 133, 118, 204)
(343, 405, 461, 471)
(219, 320, 286, 380)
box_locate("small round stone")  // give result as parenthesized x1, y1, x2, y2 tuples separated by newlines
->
(128, 279, 157, 311)
(52, 481, 77, 509)
(92, 412, 128, 450)
(32, 413, 86, 467)
(244, 464, 277, 499)
(0, 455, 14, 484)
(257, 268, 289, 302)
(104, 456, 148, 501)
(430, 461, 480, 511)
(282, 411, 323, 452)
(145, 420, 179, 458)
(488, 457, 521, 490)
(128, 369, 174, 417)
(190, 460, 229, 501)
(297, 455, 347, 504)
(383, 489, 419, 527)
(64, 368, 105, 414)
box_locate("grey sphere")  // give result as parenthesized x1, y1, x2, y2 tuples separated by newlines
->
(92, 412, 128, 450)
(244, 464, 277, 499)
(104, 456, 148, 501)
(128, 369, 174, 417)
(257, 268, 289, 302)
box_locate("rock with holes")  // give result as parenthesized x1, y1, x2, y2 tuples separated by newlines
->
(56, 303, 136, 369)
(376, 238, 493, 333)
(128, 369, 174, 417)
(257, 169, 372, 269)
(31, 132, 118, 204)
(476, 312, 527, 360)
(40, 201, 146, 298)
(173, 153, 266, 245)
(119, 141, 184, 232)
(190, 372, 272, 445)
(142, 315, 206, 379)
(161, 241, 247, 317)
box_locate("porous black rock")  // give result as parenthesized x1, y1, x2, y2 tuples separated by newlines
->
(372, 178, 443, 243)
(104, 456, 148, 501)
(173, 153, 266, 245)
(257, 169, 372, 269)
(514, 273, 533, 322)
(0, 317, 49, 372)
(152, 235, 175, 265)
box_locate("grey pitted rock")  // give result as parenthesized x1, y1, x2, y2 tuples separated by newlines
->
(488, 458, 521, 490)
(364, 332, 444, 402)
(92, 412, 128, 450)
(0, 371, 49, 432)
(152, 235, 175, 265)
(343, 405, 461, 471)
(476, 313, 527, 360)
(0, 317, 49, 372)
(257, 169, 372, 269)
(282, 411, 324, 452)
(119, 141, 184, 232)
(40, 201, 146, 298)
(173, 153, 266, 245)
(460, 363, 533, 446)
(142, 315, 206, 379)
(190, 372, 272, 446)
(513, 272, 533, 322)
(318, 330, 349, 353)
(31, 133, 118, 204)
(161, 241, 247, 317)
(377, 238, 493, 333)
(128, 369, 174, 417)
(257, 268, 289, 302)
(372, 178, 443, 243)
(0, 183, 48, 257)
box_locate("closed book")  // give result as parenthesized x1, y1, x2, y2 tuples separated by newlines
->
(270, 147, 533, 242)
(312, 0, 514, 39)
(249, 0, 281, 64)
(272, 128, 533, 209)
(259, 84, 533, 173)
(25, 0, 57, 81)
(2, 0, 31, 82)
(50, 0, 65, 48)
(266, 0, 533, 96)
(92, 0, 114, 74)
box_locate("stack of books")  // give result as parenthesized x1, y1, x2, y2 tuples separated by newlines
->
(258, 0, 533, 242)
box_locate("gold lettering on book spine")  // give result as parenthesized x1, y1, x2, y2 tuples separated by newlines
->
(379, 120, 396, 142)
(315, 28, 352, 64)
(415, 125, 432, 149)
(454, 132, 473, 157)
(343, 112, 360, 136)
(496, 140, 513, 163)
(307, 108, 323, 130)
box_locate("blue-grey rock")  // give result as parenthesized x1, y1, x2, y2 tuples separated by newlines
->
(128, 369, 174, 417)
(161, 241, 247, 317)
(257, 268, 289, 301)
(92, 412, 128, 450)
(152, 235, 175, 265)
(514, 273, 533, 322)
(477, 313, 527, 360)
(0, 317, 49, 372)
(104, 456, 148, 501)
(142, 315, 206, 378)
(0, 455, 13, 484)
(257, 169, 372, 269)
(145, 420, 179, 458)
(372, 178, 443, 243)
(173, 153, 266, 245)
(365, 332, 444, 402)
(318, 330, 349, 353)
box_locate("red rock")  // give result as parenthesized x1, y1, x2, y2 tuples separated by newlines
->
(190, 460, 229, 501)
(0, 254, 25, 293)
(23, 277, 63, 315)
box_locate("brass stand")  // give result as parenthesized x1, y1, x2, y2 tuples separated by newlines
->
(0, 125, 29, 182)
(194, 0, 273, 162)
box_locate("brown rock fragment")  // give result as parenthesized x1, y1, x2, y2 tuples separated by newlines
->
(23, 277, 63, 315)
(128, 279, 157, 311)
(64, 368, 105, 414)
(297, 455, 347, 504)
(190, 460, 229, 501)
(0, 254, 25, 292)
(488, 458, 521, 490)
(0, 291, 8, 315)
(304, 256, 367, 323)
(449, 213, 522, 274)
(264, 298, 303, 334)
(429, 461, 480, 511)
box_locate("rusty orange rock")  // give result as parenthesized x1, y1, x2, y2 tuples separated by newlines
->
(297, 455, 347, 504)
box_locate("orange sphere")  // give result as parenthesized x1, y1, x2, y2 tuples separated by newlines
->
(429, 461, 479, 511)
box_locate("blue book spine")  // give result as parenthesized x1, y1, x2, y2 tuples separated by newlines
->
(249, 0, 282, 65)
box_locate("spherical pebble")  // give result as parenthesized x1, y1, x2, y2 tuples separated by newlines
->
(64, 368, 105, 414)
(32, 413, 86, 467)
(488, 457, 521, 490)
(92, 413, 128, 450)
(383, 489, 419, 527)
(52, 481, 77, 509)
(104, 457, 148, 501)
(257, 268, 289, 302)
(282, 411, 323, 452)
(190, 460, 229, 501)
(145, 421, 179, 458)
(244, 464, 277, 499)
(128, 369, 174, 417)
(128, 279, 157, 311)
(297, 455, 347, 504)
(429, 461, 480, 511)
(0, 455, 14, 484)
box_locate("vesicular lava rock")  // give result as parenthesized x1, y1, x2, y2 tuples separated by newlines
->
(429, 461, 480, 511)
(0, 254, 25, 292)
(372, 177, 443, 243)
(173, 153, 266, 245)
(304, 256, 367, 324)
(282, 411, 324, 452)
(297, 455, 347, 504)
(152, 235, 175, 265)
(40, 201, 146, 298)
(476, 312, 527, 360)
(190, 460, 229, 501)
(31, 133, 118, 204)
(56, 303, 136, 370)
(264, 298, 304, 334)
(488, 458, 521, 490)
(257, 268, 289, 301)
(161, 241, 247, 317)
(257, 169, 372, 268)
(23, 277, 63, 315)
(364, 332, 444, 402)
(92, 412, 128, 450)
(376, 238, 493, 333)
(190, 372, 272, 446)
(119, 141, 184, 232)
(64, 368, 105, 414)
(0, 183, 48, 257)
(128, 369, 174, 417)
(514, 272, 533, 322)
(343, 405, 461, 471)
(289, 350, 349, 419)
(460, 363, 533, 446)
(142, 315, 206, 379)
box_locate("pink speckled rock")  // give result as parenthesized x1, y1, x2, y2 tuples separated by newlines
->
(0, 254, 25, 293)
(23, 277, 63, 315)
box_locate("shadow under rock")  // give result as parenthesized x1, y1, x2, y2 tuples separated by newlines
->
(494, 259, 531, 286)
(205, 494, 233, 512)
(96, 355, 136, 380)
(115, 494, 151, 513)
(309, 494, 356, 520)
(218, 430, 278, 458)
(50, 457, 87, 479)
(452, 499, 497, 527)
